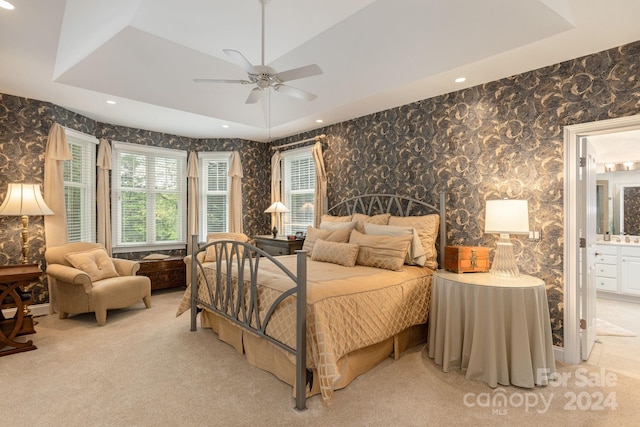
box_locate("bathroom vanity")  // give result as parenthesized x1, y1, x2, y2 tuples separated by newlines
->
(596, 239, 640, 301)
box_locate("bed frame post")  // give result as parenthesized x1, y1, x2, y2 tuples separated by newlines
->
(190, 234, 198, 332)
(294, 250, 308, 412)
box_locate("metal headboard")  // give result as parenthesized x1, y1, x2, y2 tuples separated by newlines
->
(327, 193, 447, 268)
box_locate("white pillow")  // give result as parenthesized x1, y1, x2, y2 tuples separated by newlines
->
(363, 223, 427, 266)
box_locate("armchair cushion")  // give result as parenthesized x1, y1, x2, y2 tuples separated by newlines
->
(64, 247, 119, 282)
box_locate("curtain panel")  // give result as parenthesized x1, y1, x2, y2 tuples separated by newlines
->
(228, 151, 243, 233)
(269, 151, 282, 229)
(96, 138, 112, 255)
(187, 151, 199, 255)
(311, 141, 327, 228)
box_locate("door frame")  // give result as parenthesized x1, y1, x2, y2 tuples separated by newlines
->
(563, 114, 640, 364)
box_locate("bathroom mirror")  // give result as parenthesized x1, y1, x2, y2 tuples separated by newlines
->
(620, 184, 640, 235)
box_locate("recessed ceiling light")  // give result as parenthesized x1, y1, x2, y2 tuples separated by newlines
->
(455, 77, 466, 83)
(315, 119, 323, 123)
(106, 100, 116, 105)
(222, 124, 229, 128)
(0, 1, 15, 10)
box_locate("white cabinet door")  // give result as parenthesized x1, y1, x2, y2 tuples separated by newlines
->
(621, 256, 640, 296)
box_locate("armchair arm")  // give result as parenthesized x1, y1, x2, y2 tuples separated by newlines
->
(183, 252, 205, 287)
(112, 258, 140, 276)
(46, 264, 93, 293)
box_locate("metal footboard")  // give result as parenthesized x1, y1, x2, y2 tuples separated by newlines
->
(189, 235, 308, 411)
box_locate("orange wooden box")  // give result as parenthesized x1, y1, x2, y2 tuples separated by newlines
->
(444, 246, 490, 273)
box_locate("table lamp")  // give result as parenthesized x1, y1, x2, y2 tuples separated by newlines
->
(264, 201, 289, 238)
(0, 183, 54, 264)
(484, 199, 529, 277)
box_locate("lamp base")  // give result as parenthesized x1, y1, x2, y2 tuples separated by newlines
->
(490, 234, 520, 278)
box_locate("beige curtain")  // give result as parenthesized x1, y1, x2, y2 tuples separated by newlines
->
(96, 139, 112, 255)
(43, 123, 72, 314)
(270, 151, 282, 228)
(312, 141, 327, 228)
(43, 123, 72, 246)
(187, 151, 199, 254)
(228, 151, 243, 233)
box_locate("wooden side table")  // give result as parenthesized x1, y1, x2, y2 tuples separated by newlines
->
(0, 264, 41, 356)
(254, 235, 304, 256)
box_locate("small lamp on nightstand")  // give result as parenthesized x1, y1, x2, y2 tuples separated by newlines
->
(484, 199, 529, 277)
(265, 201, 289, 238)
(0, 183, 54, 264)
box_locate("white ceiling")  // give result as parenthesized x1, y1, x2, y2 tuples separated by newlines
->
(1, 0, 640, 142)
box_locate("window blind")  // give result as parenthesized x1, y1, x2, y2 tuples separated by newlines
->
(282, 147, 315, 235)
(199, 153, 230, 237)
(111, 142, 187, 249)
(63, 129, 97, 242)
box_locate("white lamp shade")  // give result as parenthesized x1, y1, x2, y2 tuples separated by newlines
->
(484, 199, 529, 235)
(264, 201, 290, 214)
(0, 183, 54, 216)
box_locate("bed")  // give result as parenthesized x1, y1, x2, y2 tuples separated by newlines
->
(178, 193, 446, 410)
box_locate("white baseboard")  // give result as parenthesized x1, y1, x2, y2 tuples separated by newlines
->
(1, 303, 50, 318)
(553, 345, 565, 363)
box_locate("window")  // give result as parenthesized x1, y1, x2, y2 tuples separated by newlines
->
(281, 147, 315, 235)
(199, 153, 230, 238)
(63, 129, 97, 242)
(111, 142, 187, 251)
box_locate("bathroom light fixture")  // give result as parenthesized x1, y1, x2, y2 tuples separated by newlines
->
(0, 1, 15, 10)
(455, 77, 466, 83)
(315, 119, 323, 123)
(484, 199, 529, 277)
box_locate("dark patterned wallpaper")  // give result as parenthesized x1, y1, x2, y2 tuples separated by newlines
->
(2, 40, 640, 347)
(0, 95, 270, 304)
(623, 186, 640, 235)
(273, 41, 640, 347)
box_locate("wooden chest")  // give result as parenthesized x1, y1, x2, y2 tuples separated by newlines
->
(136, 257, 186, 291)
(444, 246, 490, 273)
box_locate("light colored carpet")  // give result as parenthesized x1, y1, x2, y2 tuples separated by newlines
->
(2, 289, 640, 426)
(597, 318, 638, 337)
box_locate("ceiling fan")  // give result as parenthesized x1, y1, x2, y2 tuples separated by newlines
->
(194, 0, 323, 104)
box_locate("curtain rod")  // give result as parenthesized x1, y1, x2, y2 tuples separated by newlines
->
(270, 134, 325, 151)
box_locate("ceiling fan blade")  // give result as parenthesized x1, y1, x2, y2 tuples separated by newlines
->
(223, 49, 258, 75)
(273, 84, 317, 102)
(274, 64, 323, 82)
(193, 79, 251, 84)
(245, 87, 263, 104)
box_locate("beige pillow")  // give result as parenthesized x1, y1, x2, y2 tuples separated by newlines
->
(319, 220, 358, 231)
(302, 226, 352, 256)
(204, 233, 249, 262)
(321, 214, 352, 223)
(349, 230, 412, 271)
(363, 223, 427, 266)
(311, 239, 359, 267)
(352, 213, 391, 233)
(388, 214, 439, 269)
(64, 247, 119, 282)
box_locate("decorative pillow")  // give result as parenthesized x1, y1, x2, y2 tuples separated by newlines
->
(352, 213, 391, 233)
(64, 247, 119, 282)
(204, 233, 249, 262)
(302, 226, 352, 256)
(388, 214, 440, 269)
(348, 230, 412, 271)
(319, 220, 358, 231)
(363, 223, 427, 266)
(311, 239, 359, 267)
(321, 214, 352, 223)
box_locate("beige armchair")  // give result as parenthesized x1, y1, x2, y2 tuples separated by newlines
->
(45, 242, 151, 326)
